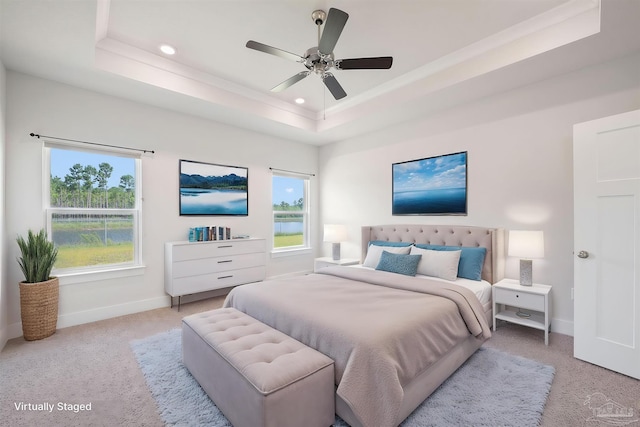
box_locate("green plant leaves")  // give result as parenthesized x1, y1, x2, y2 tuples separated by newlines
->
(16, 229, 58, 283)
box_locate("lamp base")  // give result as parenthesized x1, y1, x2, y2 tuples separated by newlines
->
(519, 259, 533, 286)
(332, 243, 341, 261)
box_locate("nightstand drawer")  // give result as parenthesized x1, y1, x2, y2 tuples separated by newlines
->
(494, 288, 545, 311)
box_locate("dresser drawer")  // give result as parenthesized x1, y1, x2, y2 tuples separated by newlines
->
(172, 239, 265, 261)
(494, 287, 545, 312)
(170, 266, 266, 296)
(172, 252, 265, 278)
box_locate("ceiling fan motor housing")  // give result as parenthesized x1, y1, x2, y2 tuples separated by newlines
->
(304, 47, 334, 75)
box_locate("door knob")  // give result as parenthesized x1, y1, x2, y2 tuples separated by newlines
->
(577, 250, 589, 259)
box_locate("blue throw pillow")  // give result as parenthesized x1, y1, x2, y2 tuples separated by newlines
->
(369, 240, 413, 247)
(375, 250, 422, 276)
(414, 244, 486, 281)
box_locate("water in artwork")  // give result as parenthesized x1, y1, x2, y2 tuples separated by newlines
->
(393, 188, 466, 215)
(180, 189, 248, 215)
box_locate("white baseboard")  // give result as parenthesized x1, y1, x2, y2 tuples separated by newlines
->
(4, 296, 171, 341)
(551, 317, 574, 336)
(7, 321, 23, 341)
(0, 325, 9, 351)
(57, 296, 170, 328)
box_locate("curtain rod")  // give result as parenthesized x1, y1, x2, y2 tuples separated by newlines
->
(30, 133, 155, 154)
(269, 167, 315, 177)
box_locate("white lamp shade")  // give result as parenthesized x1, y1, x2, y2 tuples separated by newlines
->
(324, 224, 348, 243)
(508, 230, 544, 259)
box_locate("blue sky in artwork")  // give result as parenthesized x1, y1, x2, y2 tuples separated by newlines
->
(272, 176, 303, 205)
(393, 152, 466, 192)
(50, 149, 135, 188)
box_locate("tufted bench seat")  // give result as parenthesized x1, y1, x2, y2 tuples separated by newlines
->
(182, 308, 335, 427)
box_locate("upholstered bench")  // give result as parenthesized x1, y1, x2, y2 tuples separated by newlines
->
(182, 308, 335, 427)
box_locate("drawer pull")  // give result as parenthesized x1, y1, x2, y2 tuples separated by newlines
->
(218, 260, 233, 264)
(218, 245, 233, 248)
(218, 275, 233, 280)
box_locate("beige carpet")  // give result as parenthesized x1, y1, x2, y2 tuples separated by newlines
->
(2, 295, 638, 427)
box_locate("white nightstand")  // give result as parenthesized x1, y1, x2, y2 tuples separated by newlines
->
(314, 257, 360, 272)
(492, 278, 552, 345)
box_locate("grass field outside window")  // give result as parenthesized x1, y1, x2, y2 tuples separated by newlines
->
(272, 173, 309, 251)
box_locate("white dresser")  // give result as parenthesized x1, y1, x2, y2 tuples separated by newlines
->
(165, 238, 266, 309)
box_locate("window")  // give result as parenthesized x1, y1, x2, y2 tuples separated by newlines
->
(45, 145, 142, 273)
(272, 173, 310, 252)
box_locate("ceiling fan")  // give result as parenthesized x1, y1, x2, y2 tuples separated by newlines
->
(246, 8, 393, 100)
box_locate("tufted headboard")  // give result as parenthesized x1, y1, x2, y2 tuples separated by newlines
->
(361, 225, 505, 284)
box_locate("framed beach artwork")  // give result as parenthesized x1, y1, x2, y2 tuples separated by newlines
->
(392, 151, 467, 215)
(179, 160, 248, 216)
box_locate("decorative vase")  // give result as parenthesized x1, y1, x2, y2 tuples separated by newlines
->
(19, 277, 59, 341)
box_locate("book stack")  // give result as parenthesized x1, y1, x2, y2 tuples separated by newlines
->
(188, 226, 232, 242)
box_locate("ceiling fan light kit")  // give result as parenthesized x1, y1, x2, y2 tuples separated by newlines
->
(246, 8, 393, 100)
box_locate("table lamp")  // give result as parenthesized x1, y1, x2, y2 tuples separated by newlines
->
(324, 224, 347, 261)
(508, 230, 544, 286)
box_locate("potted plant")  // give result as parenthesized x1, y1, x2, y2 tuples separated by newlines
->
(16, 229, 59, 341)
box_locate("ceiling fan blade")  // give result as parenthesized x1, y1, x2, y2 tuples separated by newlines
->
(271, 71, 310, 92)
(246, 40, 303, 62)
(318, 8, 349, 55)
(336, 57, 393, 70)
(323, 73, 347, 100)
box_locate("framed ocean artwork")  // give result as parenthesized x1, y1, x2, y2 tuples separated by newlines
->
(392, 151, 467, 215)
(179, 159, 248, 216)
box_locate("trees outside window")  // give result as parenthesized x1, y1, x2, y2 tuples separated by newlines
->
(46, 147, 141, 271)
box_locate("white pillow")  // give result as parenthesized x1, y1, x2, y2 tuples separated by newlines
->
(410, 246, 461, 281)
(363, 244, 412, 268)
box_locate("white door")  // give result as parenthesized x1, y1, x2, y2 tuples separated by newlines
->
(574, 109, 640, 380)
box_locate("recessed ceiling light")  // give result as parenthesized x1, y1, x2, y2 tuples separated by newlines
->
(295, 98, 305, 104)
(159, 44, 176, 55)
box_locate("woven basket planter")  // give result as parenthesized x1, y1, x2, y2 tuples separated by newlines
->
(19, 277, 59, 341)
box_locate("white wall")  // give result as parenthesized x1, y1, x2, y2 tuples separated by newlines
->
(319, 52, 640, 336)
(0, 59, 7, 348)
(4, 53, 640, 342)
(4, 72, 318, 338)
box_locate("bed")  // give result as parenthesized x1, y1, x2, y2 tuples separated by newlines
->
(223, 224, 504, 427)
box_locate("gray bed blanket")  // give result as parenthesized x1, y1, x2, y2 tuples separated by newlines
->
(223, 266, 491, 427)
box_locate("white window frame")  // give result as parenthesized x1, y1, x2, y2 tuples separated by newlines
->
(271, 171, 311, 256)
(43, 141, 144, 283)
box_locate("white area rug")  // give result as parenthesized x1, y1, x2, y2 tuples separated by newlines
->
(131, 329, 554, 427)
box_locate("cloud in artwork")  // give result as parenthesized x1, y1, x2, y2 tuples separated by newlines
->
(393, 152, 466, 192)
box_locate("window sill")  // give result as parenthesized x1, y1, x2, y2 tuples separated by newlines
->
(54, 265, 146, 286)
(271, 247, 312, 258)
